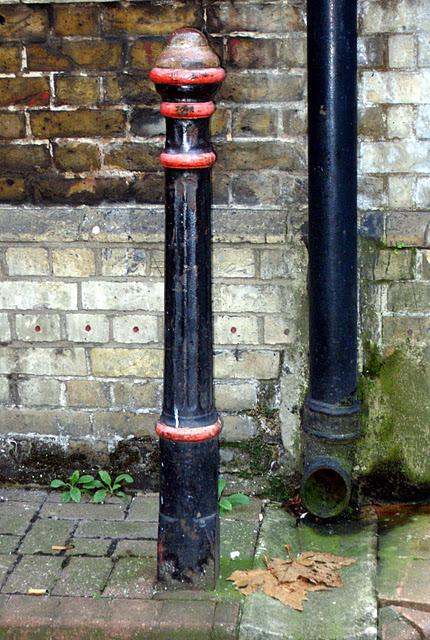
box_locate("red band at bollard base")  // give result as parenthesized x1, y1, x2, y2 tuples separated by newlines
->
(156, 419, 222, 442)
(150, 67, 225, 86)
(160, 151, 216, 169)
(160, 101, 216, 119)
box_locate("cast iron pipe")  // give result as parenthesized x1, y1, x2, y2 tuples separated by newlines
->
(150, 29, 224, 587)
(301, 0, 360, 518)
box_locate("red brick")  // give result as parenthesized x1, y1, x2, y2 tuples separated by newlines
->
(0, 44, 21, 72)
(0, 113, 26, 139)
(30, 110, 126, 138)
(0, 78, 49, 108)
(103, 2, 200, 36)
(53, 5, 100, 36)
(0, 5, 48, 40)
(0, 144, 51, 174)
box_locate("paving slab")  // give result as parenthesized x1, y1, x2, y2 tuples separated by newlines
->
(0, 555, 16, 590)
(112, 538, 157, 558)
(239, 505, 378, 640)
(75, 519, 157, 539)
(126, 492, 159, 521)
(66, 537, 112, 556)
(2, 556, 63, 594)
(378, 606, 421, 640)
(17, 519, 74, 554)
(103, 556, 156, 598)
(0, 501, 39, 535)
(0, 536, 20, 555)
(52, 556, 112, 596)
(0, 489, 47, 504)
(39, 500, 128, 520)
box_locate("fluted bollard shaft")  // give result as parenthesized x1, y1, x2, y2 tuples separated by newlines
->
(150, 29, 225, 588)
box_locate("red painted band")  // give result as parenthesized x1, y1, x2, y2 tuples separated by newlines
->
(150, 67, 225, 86)
(156, 419, 222, 442)
(160, 151, 216, 169)
(160, 101, 216, 119)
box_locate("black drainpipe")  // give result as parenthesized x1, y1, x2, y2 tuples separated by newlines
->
(301, 0, 360, 518)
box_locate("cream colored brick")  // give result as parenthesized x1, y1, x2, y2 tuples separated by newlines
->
(358, 177, 387, 209)
(18, 378, 60, 406)
(215, 381, 257, 411)
(0, 377, 9, 403)
(360, 0, 427, 34)
(422, 250, 430, 279)
(52, 248, 95, 277)
(418, 34, 430, 67)
(389, 34, 416, 68)
(6, 248, 49, 276)
(361, 141, 430, 173)
(220, 415, 257, 442)
(112, 315, 158, 343)
(66, 313, 109, 343)
(364, 70, 430, 104)
(214, 350, 280, 380)
(19, 348, 87, 376)
(100, 248, 148, 277)
(415, 177, 430, 208)
(388, 176, 414, 208)
(149, 250, 164, 277)
(416, 105, 430, 139)
(0, 282, 76, 310)
(214, 315, 259, 345)
(90, 348, 163, 377)
(0, 313, 11, 342)
(112, 380, 161, 409)
(387, 105, 414, 139)
(92, 412, 156, 440)
(264, 316, 295, 345)
(67, 379, 110, 408)
(213, 248, 255, 278)
(82, 282, 163, 311)
(260, 249, 288, 279)
(213, 284, 282, 313)
(15, 314, 61, 341)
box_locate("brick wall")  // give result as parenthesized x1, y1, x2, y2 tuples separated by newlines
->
(0, 0, 428, 494)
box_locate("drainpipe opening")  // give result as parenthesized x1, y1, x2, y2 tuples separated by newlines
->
(301, 459, 351, 519)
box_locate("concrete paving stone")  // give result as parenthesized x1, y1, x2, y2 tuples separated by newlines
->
(75, 519, 157, 539)
(239, 505, 378, 640)
(66, 537, 112, 556)
(0, 489, 47, 504)
(0, 536, 20, 555)
(126, 493, 159, 521)
(396, 606, 430, 639)
(378, 606, 421, 640)
(103, 556, 156, 598)
(18, 519, 74, 554)
(112, 538, 157, 559)
(213, 601, 241, 639)
(52, 556, 113, 596)
(0, 594, 60, 636)
(39, 500, 127, 520)
(159, 600, 216, 635)
(55, 596, 113, 637)
(109, 599, 163, 638)
(0, 501, 39, 535)
(2, 555, 63, 594)
(0, 555, 16, 589)
(221, 517, 259, 561)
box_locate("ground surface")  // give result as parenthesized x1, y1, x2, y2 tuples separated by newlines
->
(0, 489, 429, 639)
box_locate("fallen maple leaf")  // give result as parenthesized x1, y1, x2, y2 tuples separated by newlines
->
(228, 547, 355, 610)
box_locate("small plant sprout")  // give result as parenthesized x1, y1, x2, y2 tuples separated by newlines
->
(218, 477, 250, 515)
(92, 470, 134, 503)
(50, 470, 99, 503)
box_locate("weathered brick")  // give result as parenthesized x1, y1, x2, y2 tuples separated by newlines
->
(389, 34, 416, 68)
(214, 350, 280, 380)
(18, 378, 60, 406)
(82, 281, 163, 311)
(232, 107, 277, 137)
(103, 3, 200, 36)
(101, 248, 148, 277)
(27, 41, 123, 71)
(361, 141, 430, 173)
(364, 70, 430, 104)
(358, 177, 387, 210)
(0, 377, 9, 403)
(213, 247, 255, 278)
(264, 315, 295, 344)
(232, 171, 281, 205)
(360, 0, 428, 34)
(134, 173, 164, 204)
(90, 348, 162, 377)
(15, 314, 62, 342)
(217, 141, 305, 171)
(55, 77, 100, 107)
(422, 250, 430, 280)
(283, 108, 307, 136)
(0, 281, 76, 310)
(0, 78, 49, 108)
(0, 145, 50, 176)
(17, 348, 87, 376)
(215, 381, 257, 411)
(211, 107, 228, 137)
(387, 105, 414, 139)
(214, 283, 283, 313)
(0, 178, 25, 202)
(260, 248, 288, 279)
(416, 177, 430, 208)
(0, 44, 21, 72)
(358, 35, 387, 68)
(0, 113, 25, 140)
(52, 248, 95, 277)
(214, 315, 259, 345)
(227, 37, 277, 69)
(130, 108, 164, 137)
(0, 6, 48, 40)
(416, 105, 430, 139)
(0, 314, 10, 343)
(129, 38, 164, 70)
(388, 176, 414, 209)
(6, 247, 48, 276)
(53, 5, 100, 36)
(103, 75, 158, 106)
(53, 142, 101, 173)
(31, 176, 132, 205)
(31, 110, 126, 138)
(387, 282, 430, 312)
(112, 380, 160, 409)
(207, 3, 304, 33)
(371, 249, 415, 281)
(418, 33, 430, 67)
(105, 142, 161, 171)
(220, 71, 304, 103)
(386, 212, 430, 247)
(359, 107, 386, 139)
(67, 379, 110, 408)
(112, 315, 158, 344)
(383, 316, 430, 346)
(279, 34, 306, 67)
(66, 313, 109, 343)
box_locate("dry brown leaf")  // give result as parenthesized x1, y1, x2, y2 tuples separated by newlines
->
(227, 547, 355, 611)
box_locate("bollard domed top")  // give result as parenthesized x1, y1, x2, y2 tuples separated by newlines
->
(155, 28, 221, 70)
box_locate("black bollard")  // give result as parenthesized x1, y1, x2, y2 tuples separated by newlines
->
(150, 29, 225, 588)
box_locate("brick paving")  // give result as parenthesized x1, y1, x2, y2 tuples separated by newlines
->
(1, 489, 430, 639)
